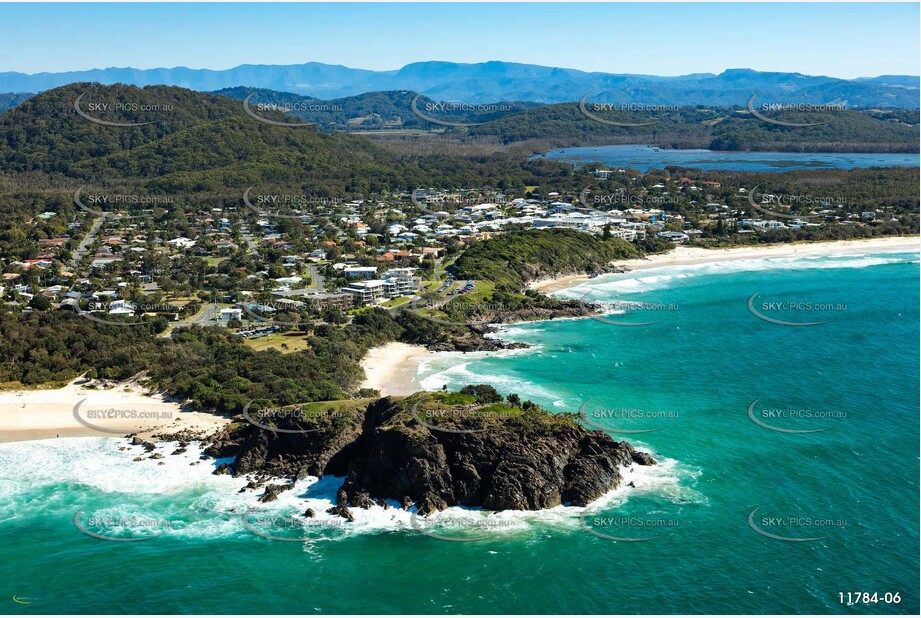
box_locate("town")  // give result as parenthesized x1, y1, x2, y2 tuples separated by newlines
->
(0, 166, 901, 346)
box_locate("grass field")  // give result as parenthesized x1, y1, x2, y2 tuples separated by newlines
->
(243, 332, 311, 353)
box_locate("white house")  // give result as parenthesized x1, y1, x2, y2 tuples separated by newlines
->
(219, 308, 243, 323)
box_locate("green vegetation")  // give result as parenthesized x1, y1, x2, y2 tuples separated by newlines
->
(0, 308, 403, 411)
(244, 397, 372, 432)
(452, 228, 643, 292)
(467, 102, 920, 153)
(214, 87, 540, 130)
(0, 83, 584, 195)
(392, 389, 580, 436)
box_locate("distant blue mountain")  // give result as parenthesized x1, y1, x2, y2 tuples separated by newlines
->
(0, 61, 917, 107)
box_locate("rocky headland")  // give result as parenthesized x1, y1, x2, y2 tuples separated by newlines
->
(196, 391, 656, 518)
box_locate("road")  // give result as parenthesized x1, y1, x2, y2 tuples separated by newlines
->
(304, 264, 325, 291)
(241, 226, 259, 256)
(69, 215, 106, 272)
(171, 303, 220, 328)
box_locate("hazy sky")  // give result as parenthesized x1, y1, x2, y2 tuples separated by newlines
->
(1, 2, 918, 78)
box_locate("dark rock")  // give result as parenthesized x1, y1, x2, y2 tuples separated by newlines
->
(202, 404, 364, 479)
(214, 462, 232, 475)
(349, 491, 375, 509)
(304, 508, 316, 518)
(258, 483, 292, 503)
(149, 453, 164, 460)
(130, 437, 144, 446)
(326, 505, 354, 522)
(132, 456, 144, 462)
(631, 451, 657, 466)
(223, 395, 658, 515)
(171, 448, 187, 456)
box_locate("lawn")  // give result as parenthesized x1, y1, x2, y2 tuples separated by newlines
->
(382, 296, 412, 308)
(243, 332, 311, 353)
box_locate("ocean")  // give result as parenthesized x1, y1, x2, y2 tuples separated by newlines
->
(532, 144, 921, 172)
(2, 248, 918, 614)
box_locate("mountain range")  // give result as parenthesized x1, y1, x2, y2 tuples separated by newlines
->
(0, 61, 918, 107)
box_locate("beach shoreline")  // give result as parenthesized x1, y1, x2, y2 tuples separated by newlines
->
(0, 378, 229, 443)
(360, 342, 431, 396)
(4, 237, 917, 440)
(528, 236, 920, 293)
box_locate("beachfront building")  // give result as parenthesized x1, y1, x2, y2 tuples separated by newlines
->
(343, 266, 379, 279)
(302, 292, 354, 310)
(340, 268, 421, 305)
(341, 280, 390, 304)
(656, 231, 690, 242)
(382, 268, 421, 296)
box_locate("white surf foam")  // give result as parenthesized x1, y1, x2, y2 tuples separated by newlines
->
(0, 437, 702, 540)
(557, 251, 917, 299)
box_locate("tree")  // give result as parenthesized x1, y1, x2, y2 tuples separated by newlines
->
(460, 384, 503, 404)
(29, 295, 53, 311)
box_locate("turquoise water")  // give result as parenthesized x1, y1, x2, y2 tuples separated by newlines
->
(533, 144, 921, 171)
(2, 248, 919, 614)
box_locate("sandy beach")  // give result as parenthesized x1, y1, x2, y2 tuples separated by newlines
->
(529, 236, 920, 293)
(0, 378, 229, 443)
(360, 342, 431, 396)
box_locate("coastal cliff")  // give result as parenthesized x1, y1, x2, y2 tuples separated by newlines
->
(202, 391, 656, 516)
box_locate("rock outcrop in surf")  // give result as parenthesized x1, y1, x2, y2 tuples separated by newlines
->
(201, 390, 656, 516)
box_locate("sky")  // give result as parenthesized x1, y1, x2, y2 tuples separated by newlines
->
(0, 2, 918, 78)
